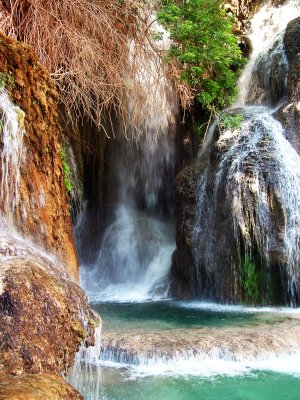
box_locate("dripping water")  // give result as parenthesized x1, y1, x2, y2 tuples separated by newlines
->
(0, 88, 26, 228)
(68, 326, 102, 400)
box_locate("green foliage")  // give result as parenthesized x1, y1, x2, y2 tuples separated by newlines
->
(241, 254, 260, 303)
(0, 71, 15, 89)
(60, 146, 73, 195)
(219, 112, 244, 130)
(158, 0, 246, 110)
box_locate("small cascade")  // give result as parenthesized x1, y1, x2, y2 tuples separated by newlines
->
(192, 0, 300, 304)
(99, 350, 300, 379)
(0, 88, 26, 227)
(97, 307, 300, 378)
(68, 326, 102, 400)
(218, 109, 300, 297)
(194, 108, 300, 302)
(79, 20, 178, 302)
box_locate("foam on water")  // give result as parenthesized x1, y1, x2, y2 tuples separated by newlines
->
(118, 354, 300, 379)
(176, 301, 300, 315)
(80, 208, 175, 303)
(94, 350, 300, 379)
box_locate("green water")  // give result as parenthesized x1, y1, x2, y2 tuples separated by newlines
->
(92, 300, 286, 332)
(98, 370, 300, 400)
(73, 362, 300, 400)
(71, 301, 300, 399)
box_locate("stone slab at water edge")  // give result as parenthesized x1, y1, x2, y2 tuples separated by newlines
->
(100, 314, 300, 364)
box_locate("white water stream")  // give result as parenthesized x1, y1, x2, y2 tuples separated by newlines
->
(237, 0, 300, 106)
(193, 0, 300, 304)
(70, 2, 300, 398)
(0, 88, 26, 228)
(79, 19, 177, 303)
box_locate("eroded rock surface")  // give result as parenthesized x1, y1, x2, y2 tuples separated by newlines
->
(172, 15, 300, 304)
(0, 238, 99, 376)
(0, 374, 83, 400)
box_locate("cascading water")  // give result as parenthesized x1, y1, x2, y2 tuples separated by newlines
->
(70, 22, 178, 397)
(69, 3, 300, 399)
(0, 88, 26, 228)
(68, 326, 102, 400)
(237, 1, 300, 106)
(79, 22, 177, 302)
(192, 0, 300, 304)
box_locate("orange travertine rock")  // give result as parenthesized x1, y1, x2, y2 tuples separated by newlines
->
(0, 33, 78, 280)
(0, 374, 83, 400)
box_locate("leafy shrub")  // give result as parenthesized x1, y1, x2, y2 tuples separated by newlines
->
(219, 112, 244, 130)
(158, 0, 246, 110)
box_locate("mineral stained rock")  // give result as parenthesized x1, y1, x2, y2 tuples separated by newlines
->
(0, 239, 99, 376)
(0, 374, 83, 400)
(0, 33, 78, 279)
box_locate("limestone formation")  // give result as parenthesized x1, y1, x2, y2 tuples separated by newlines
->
(172, 13, 300, 304)
(0, 33, 78, 280)
(0, 374, 83, 400)
(101, 316, 300, 363)
(0, 242, 99, 376)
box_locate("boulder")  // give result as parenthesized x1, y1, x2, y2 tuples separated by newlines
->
(172, 108, 298, 304)
(0, 374, 83, 400)
(0, 236, 99, 376)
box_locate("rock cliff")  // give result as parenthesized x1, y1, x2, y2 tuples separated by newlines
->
(172, 13, 300, 304)
(0, 33, 78, 280)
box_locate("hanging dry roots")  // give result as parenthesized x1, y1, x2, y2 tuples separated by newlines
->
(0, 2, 140, 129)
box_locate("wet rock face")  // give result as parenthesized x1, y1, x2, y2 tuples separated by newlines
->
(277, 17, 300, 154)
(0, 374, 83, 400)
(173, 108, 300, 304)
(0, 33, 78, 279)
(284, 17, 300, 62)
(0, 246, 99, 376)
(171, 163, 205, 299)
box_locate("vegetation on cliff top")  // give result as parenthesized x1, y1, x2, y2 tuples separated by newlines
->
(158, 0, 245, 110)
(0, 0, 244, 127)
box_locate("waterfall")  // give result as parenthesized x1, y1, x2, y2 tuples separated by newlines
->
(193, 0, 300, 304)
(0, 88, 26, 228)
(68, 326, 102, 400)
(79, 21, 178, 302)
(237, 0, 300, 105)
